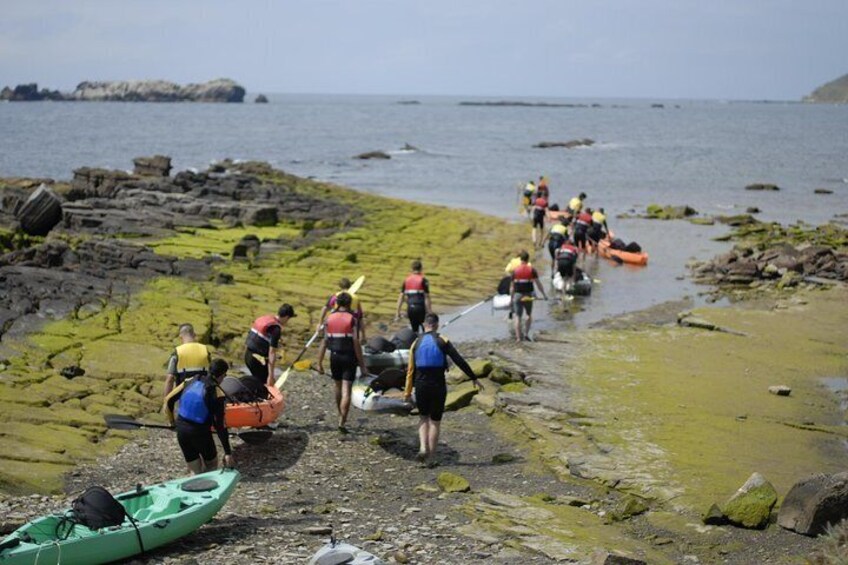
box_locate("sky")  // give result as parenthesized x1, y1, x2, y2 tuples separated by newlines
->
(1, 0, 846, 100)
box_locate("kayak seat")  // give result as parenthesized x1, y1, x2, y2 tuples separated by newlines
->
(132, 496, 193, 521)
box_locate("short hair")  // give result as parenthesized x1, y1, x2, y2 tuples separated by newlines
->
(519, 250, 529, 262)
(424, 313, 439, 327)
(277, 303, 297, 318)
(178, 323, 195, 338)
(579, 192, 587, 199)
(336, 292, 352, 308)
(338, 277, 351, 289)
(210, 358, 229, 378)
(411, 259, 422, 271)
(599, 207, 605, 213)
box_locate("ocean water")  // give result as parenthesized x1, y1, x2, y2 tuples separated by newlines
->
(1, 94, 846, 338)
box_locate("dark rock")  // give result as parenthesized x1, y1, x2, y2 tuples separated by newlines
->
(60, 365, 86, 379)
(702, 503, 728, 525)
(254, 94, 269, 103)
(814, 189, 833, 194)
(69, 167, 133, 199)
(215, 272, 234, 285)
(533, 139, 595, 149)
(133, 155, 172, 177)
(745, 183, 780, 191)
(355, 151, 391, 160)
(778, 472, 848, 536)
(232, 235, 261, 260)
(746, 207, 761, 214)
(16, 184, 63, 236)
(715, 214, 758, 226)
(591, 551, 648, 565)
(241, 206, 278, 227)
(645, 204, 698, 220)
(72, 78, 245, 103)
(0, 83, 68, 101)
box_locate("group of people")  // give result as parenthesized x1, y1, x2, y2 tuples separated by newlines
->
(161, 259, 481, 473)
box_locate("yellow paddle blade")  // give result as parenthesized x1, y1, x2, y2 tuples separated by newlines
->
(349, 275, 366, 295)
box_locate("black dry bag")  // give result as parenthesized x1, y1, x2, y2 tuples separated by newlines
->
(71, 486, 127, 529)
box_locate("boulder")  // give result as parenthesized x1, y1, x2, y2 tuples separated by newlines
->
(445, 382, 479, 411)
(645, 204, 698, 220)
(533, 139, 595, 149)
(489, 366, 523, 385)
(590, 551, 647, 565)
(715, 214, 758, 226)
(16, 184, 63, 236)
(254, 94, 269, 103)
(746, 207, 761, 214)
(768, 385, 791, 396)
(241, 205, 278, 227)
(69, 167, 133, 199)
(232, 235, 261, 260)
(437, 472, 470, 493)
(778, 472, 848, 536)
(722, 472, 778, 529)
(133, 155, 172, 177)
(702, 503, 728, 526)
(354, 151, 391, 160)
(814, 189, 833, 195)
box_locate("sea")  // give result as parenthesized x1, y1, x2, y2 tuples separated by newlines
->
(1, 94, 846, 340)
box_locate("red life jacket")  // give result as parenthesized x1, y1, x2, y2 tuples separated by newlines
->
(533, 197, 548, 212)
(325, 311, 356, 353)
(512, 263, 535, 293)
(556, 243, 579, 262)
(250, 314, 280, 343)
(404, 274, 426, 295)
(575, 211, 593, 227)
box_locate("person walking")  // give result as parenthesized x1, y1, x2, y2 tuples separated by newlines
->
(531, 192, 548, 248)
(403, 313, 482, 466)
(223, 304, 296, 401)
(165, 358, 235, 475)
(396, 260, 432, 333)
(163, 323, 211, 399)
(510, 250, 548, 342)
(318, 277, 366, 341)
(316, 292, 369, 433)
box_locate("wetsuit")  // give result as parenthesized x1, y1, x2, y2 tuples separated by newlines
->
(402, 273, 430, 332)
(226, 314, 281, 400)
(547, 223, 568, 260)
(165, 377, 231, 464)
(324, 310, 359, 382)
(556, 242, 579, 279)
(403, 331, 476, 421)
(589, 210, 608, 244)
(573, 210, 593, 249)
(532, 196, 548, 229)
(511, 263, 539, 318)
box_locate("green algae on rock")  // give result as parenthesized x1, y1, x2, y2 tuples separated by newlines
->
(437, 472, 471, 493)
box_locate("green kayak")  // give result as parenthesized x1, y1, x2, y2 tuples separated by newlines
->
(0, 469, 239, 565)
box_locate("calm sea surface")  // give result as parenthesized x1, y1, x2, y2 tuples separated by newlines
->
(1, 94, 846, 338)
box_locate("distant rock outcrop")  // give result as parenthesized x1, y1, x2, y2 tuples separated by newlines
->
(803, 73, 848, 104)
(0, 79, 246, 103)
(534, 139, 595, 149)
(254, 94, 269, 103)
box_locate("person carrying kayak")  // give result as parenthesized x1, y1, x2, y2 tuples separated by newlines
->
(510, 250, 548, 342)
(316, 292, 368, 434)
(403, 313, 482, 466)
(567, 192, 587, 223)
(531, 193, 548, 248)
(573, 207, 594, 257)
(536, 176, 549, 200)
(555, 238, 580, 290)
(318, 277, 366, 341)
(165, 358, 235, 475)
(521, 181, 535, 217)
(543, 216, 570, 273)
(163, 323, 211, 399)
(225, 304, 296, 401)
(588, 207, 610, 251)
(396, 260, 432, 333)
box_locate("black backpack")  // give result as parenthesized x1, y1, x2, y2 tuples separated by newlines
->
(625, 242, 642, 253)
(496, 275, 512, 296)
(71, 486, 127, 529)
(366, 335, 396, 354)
(391, 328, 418, 350)
(610, 238, 627, 250)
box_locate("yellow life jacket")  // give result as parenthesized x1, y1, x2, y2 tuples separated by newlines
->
(551, 224, 568, 236)
(176, 342, 210, 374)
(568, 197, 583, 212)
(334, 290, 361, 311)
(592, 211, 606, 224)
(504, 256, 522, 274)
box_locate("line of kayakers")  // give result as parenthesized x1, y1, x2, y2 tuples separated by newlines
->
(161, 258, 480, 473)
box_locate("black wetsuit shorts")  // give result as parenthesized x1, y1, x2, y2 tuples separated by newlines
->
(407, 304, 427, 333)
(512, 293, 534, 317)
(573, 226, 588, 248)
(414, 381, 447, 421)
(176, 418, 217, 463)
(532, 210, 545, 228)
(557, 258, 576, 279)
(330, 351, 358, 382)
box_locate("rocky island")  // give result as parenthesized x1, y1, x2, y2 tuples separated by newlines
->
(0, 78, 245, 103)
(803, 72, 848, 104)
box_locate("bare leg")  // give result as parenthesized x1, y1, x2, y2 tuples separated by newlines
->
(524, 315, 532, 340)
(203, 457, 219, 472)
(186, 458, 204, 475)
(417, 416, 430, 460)
(427, 420, 441, 456)
(339, 380, 352, 428)
(333, 380, 343, 416)
(513, 313, 522, 342)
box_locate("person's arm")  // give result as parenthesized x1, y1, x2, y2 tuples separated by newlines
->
(316, 339, 327, 374)
(403, 340, 418, 400)
(266, 347, 276, 387)
(352, 324, 368, 377)
(163, 382, 184, 425)
(163, 353, 177, 398)
(358, 305, 367, 341)
(534, 274, 548, 300)
(509, 277, 516, 302)
(395, 291, 406, 319)
(442, 339, 483, 389)
(210, 390, 234, 466)
(423, 279, 432, 313)
(317, 304, 329, 330)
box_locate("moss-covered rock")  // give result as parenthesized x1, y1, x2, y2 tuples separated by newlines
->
(437, 471, 471, 493)
(721, 472, 778, 529)
(646, 204, 698, 220)
(445, 382, 479, 411)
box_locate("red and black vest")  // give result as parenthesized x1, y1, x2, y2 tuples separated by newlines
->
(246, 314, 280, 356)
(512, 263, 535, 294)
(556, 243, 579, 263)
(533, 197, 548, 213)
(403, 273, 427, 307)
(325, 311, 356, 353)
(575, 211, 593, 229)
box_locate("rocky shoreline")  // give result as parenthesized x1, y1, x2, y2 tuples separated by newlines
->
(0, 78, 245, 103)
(1, 160, 847, 563)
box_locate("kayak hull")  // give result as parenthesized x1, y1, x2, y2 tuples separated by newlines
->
(598, 239, 648, 266)
(224, 384, 285, 428)
(308, 541, 384, 564)
(352, 374, 413, 415)
(0, 470, 239, 565)
(363, 350, 409, 372)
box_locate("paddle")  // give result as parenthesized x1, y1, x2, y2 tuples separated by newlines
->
(441, 296, 494, 329)
(349, 274, 366, 295)
(103, 414, 274, 445)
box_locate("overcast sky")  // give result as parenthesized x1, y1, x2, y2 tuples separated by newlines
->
(1, 0, 845, 100)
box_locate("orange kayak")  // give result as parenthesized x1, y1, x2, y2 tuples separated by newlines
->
(224, 385, 286, 428)
(598, 238, 648, 266)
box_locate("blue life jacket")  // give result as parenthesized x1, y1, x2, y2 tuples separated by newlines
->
(177, 378, 210, 424)
(415, 333, 446, 369)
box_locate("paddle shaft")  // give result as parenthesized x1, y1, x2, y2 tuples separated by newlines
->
(442, 296, 493, 329)
(275, 327, 322, 388)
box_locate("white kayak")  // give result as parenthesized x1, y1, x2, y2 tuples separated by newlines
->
(363, 349, 409, 372)
(492, 294, 512, 310)
(308, 540, 385, 565)
(351, 373, 413, 415)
